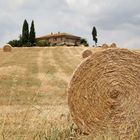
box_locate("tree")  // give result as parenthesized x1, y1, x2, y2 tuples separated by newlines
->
(29, 20, 36, 46)
(80, 38, 89, 46)
(92, 26, 98, 46)
(36, 40, 50, 47)
(8, 40, 22, 47)
(21, 19, 29, 46)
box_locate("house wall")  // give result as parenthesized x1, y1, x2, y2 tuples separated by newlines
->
(64, 38, 75, 45)
(38, 36, 81, 46)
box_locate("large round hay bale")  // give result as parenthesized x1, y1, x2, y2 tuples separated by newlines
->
(82, 50, 92, 58)
(3, 44, 12, 52)
(68, 48, 140, 138)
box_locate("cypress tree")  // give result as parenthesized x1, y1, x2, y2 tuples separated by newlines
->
(29, 20, 36, 46)
(92, 26, 98, 46)
(21, 19, 29, 46)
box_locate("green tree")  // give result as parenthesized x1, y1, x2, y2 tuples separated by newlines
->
(29, 20, 36, 46)
(36, 40, 50, 47)
(80, 38, 89, 46)
(92, 26, 98, 46)
(21, 19, 29, 46)
(8, 40, 22, 47)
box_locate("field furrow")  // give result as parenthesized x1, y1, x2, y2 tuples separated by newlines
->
(53, 47, 82, 76)
(0, 47, 88, 139)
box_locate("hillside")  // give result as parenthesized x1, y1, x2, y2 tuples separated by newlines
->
(0, 47, 86, 139)
(0, 47, 139, 139)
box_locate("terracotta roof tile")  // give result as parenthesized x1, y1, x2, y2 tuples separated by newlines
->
(36, 32, 81, 39)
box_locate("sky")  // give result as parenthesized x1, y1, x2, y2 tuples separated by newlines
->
(0, 0, 140, 48)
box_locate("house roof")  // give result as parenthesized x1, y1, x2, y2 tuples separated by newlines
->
(36, 33, 81, 40)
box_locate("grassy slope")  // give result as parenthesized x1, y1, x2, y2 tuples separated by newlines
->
(0, 47, 86, 139)
(0, 47, 139, 140)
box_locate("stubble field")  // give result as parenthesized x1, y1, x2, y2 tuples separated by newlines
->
(0, 47, 139, 140)
(0, 47, 87, 139)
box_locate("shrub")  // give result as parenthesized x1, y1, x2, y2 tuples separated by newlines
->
(8, 40, 22, 47)
(80, 38, 89, 46)
(36, 40, 50, 47)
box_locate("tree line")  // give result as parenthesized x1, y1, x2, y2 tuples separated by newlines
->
(8, 19, 98, 47)
(8, 19, 36, 47)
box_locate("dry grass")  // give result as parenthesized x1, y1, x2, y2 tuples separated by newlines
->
(0, 47, 139, 140)
(82, 49, 92, 58)
(0, 47, 85, 139)
(68, 48, 140, 139)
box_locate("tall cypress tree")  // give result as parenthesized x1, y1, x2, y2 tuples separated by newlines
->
(29, 20, 36, 46)
(92, 26, 98, 46)
(22, 19, 29, 45)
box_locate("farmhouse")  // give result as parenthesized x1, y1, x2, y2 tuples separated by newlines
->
(36, 32, 81, 46)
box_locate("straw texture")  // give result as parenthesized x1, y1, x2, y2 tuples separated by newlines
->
(3, 44, 12, 52)
(68, 48, 140, 138)
(102, 43, 117, 49)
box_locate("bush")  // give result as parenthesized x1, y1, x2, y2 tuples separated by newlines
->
(36, 40, 50, 47)
(8, 40, 22, 47)
(80, 38, 89, 46)
(25, 42, 32, 47)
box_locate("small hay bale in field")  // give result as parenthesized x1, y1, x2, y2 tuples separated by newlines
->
(101, 43, 109, 48)
(82, 49, 92, 58)
(68, 48, 140, 138)
(110, 43, 117, 48)
(3, 44, 12, 52)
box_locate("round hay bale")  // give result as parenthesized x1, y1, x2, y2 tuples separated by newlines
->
(68, 48, 140, 138)
(101, 43, 109, 48)
(82, 50, 92, 58)
(3, 44, 12, 52)
(110, 43, 117, 48)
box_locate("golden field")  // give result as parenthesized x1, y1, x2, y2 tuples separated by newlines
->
(0, 47, 139, 140)
(0, 47, 86, 140)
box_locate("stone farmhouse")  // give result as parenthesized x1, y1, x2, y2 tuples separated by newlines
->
(36, 32, 81, 46)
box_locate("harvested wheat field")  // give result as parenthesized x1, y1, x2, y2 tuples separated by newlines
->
(0, 46, 88, 140)
(0, 46, 139, 140)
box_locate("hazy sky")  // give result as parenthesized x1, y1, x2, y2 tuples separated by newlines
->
(0, 0, 140, 48)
